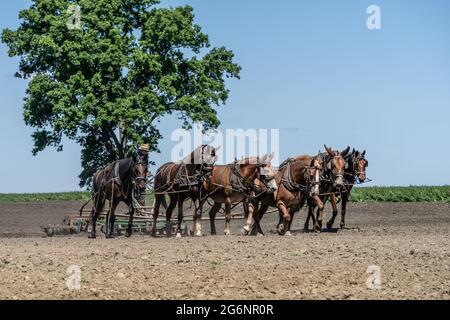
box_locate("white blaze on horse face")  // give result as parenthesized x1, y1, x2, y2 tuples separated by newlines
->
(202, 146, 217, 166)
(267, 179, 278, 191)
(259, 166, 277, 191)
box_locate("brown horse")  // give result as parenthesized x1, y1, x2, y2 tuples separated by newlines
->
(325, 149, 368, 229)
(86, 156, 147, 239)
(152, 145, 219, 237)
(251, 154, 324, 236)
(303, 145, 350, 232)
(193, 153, 276, 236)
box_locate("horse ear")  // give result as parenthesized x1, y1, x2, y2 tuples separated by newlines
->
(260, 152, 273, 164)
(341, 146, 350, 157)
(214, 145, 221, 152)
(362, 150, 366, 156)
(324, 145, 334, 156)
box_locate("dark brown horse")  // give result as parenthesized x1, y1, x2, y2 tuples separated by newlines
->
(325, 149, 369, 229)
(152, 145, 219, 237)
(193, 153, 276, 236)
(303, 145, 350, 232)
(86, 156, 147, 239)
(251, 154, 324, 236)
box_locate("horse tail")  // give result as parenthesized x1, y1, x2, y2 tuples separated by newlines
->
(80, 173, 97, 216)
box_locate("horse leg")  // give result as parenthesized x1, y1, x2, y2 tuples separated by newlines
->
(309, 195, 324, 232)
(315, 195, 332, 232)
(151, 194, 162, 236)
(277, 201, 291, 236)
(340, 192, 349, 229)
(175, 195, 185, 238)
(125, 201, 134, 238)
(285, 206, 298, 236)
(327, 194, 339, 229)
(104, 205, 111, 238)
(251, 202, 265, 236)
(107, 200, 118, 238)
(241, 201, 256, 235)
(276, 212, 284, 235)
(192, 195, 204, 237)
(224, 197, 232, 235)
(165, 194, 178, 237)
(304, 198, 316, 231)
(89, 192, 105, 239)
(208, 202, 221, 236)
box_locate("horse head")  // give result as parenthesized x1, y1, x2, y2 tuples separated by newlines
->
(200, 144, 220, 170)
(324, 145, 350, 188)
(353, 149, 368, 183)
(308, 154, 323, 196)
(236, 152, 278, 193)
(257, 152, 278, 192)
(132, 159, 148, 205)
(185, 144, 220, 171)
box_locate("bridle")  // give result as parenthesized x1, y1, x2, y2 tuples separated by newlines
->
(231, 161, 259, 193)
(281, 158, 320, 194)
(132, 160, 147, 197)
(321, 153, 345, 183)
(352, 154, 369, 183)
(199, 145, 215, 174)
(230, 160, 274, 195)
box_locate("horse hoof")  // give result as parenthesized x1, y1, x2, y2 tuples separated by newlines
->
(340, 223, 345, 229)
(277, 228, 286, 236)
(195, 231, 203, 237)
(285, 231, 292, 236)
(326, 221, 333, 229)
(240, 228, 249, 236)
(257, 233, 264, 237)
(176, 233, 182, 239)
(313, 225, 321, 233)
(125, 232, 131, 238)
(224, 229, 230, 236)
(88, 234, 96, 239)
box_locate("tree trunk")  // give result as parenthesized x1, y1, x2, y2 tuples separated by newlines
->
(119, 117, 127, 158)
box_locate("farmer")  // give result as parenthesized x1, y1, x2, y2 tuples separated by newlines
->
(133, 143, 151, 176)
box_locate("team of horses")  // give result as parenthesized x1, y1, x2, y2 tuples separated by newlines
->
(86, 144, 368, 238)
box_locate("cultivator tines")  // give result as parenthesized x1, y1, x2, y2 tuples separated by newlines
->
(42, 209, 190, 237)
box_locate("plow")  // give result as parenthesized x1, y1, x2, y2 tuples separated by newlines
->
(41, 194, 249, 238)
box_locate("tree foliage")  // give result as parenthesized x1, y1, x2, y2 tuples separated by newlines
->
(2, 0, 240, 187)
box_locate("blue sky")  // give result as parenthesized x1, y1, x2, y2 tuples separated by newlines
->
(1, 0, 450, 192)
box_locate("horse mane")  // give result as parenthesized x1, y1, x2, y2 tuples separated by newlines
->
(279, 155, 310, 169)
(236, 157, 260, 165)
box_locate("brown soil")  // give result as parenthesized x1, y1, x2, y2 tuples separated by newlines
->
(0, 201, 449, 299)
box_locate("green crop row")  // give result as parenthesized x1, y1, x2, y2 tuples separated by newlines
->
(0, 186, 449, 203)
(0, 192, 155, 203)
(349, 186, 450, 203)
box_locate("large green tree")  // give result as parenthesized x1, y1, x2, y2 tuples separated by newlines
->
(2, 0, 240, 187)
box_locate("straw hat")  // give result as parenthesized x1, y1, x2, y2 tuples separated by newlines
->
(139, 144, 149, 152)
